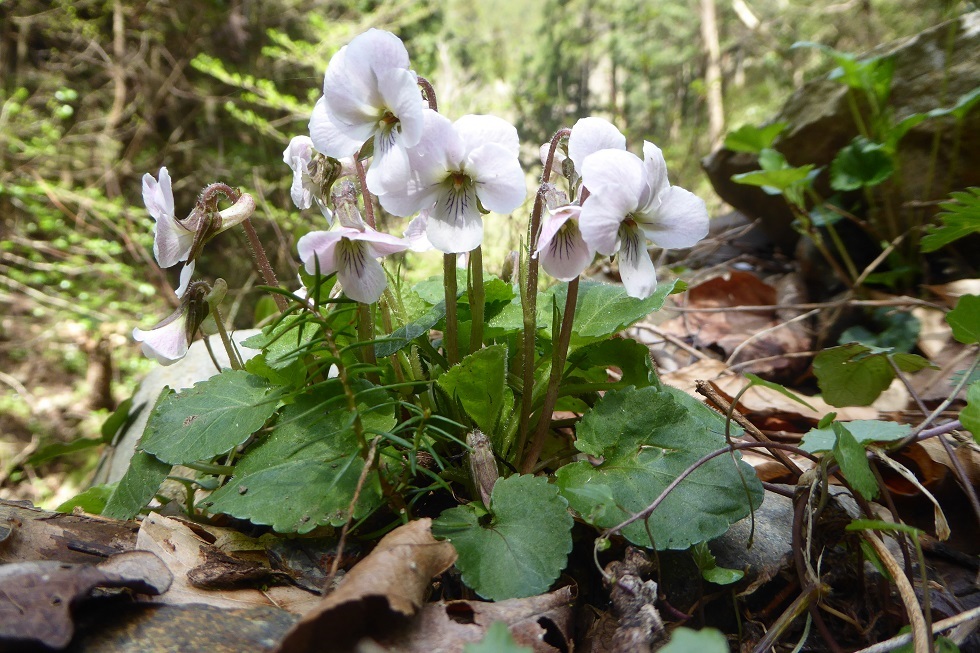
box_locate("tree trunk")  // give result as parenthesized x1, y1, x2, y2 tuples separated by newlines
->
(700, 0, 725, 149)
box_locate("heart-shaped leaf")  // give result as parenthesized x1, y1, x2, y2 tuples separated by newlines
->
(556, 386, 763, 550)
(432, 474, 573, 601)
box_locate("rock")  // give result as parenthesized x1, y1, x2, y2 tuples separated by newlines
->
(91, 330, 261, 486)
(703, 12, 980, 251)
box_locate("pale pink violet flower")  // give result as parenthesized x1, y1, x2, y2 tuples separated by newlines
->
(535, 205, 595, 282)
(297, 226, 410, 304)
(579, 142, 708, 299)
(283, 135, 332, 223)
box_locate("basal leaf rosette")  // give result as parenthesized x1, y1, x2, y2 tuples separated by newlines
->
(432, 474, 573, 601)
(556, 385, 763, 550)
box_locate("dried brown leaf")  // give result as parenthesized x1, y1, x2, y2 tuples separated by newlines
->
(0, 550, 171, 649)
(274, 518, 457, 653)
(135, 512, 320, 614)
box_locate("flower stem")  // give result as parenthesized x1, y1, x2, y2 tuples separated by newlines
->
(514, 128, 571, 460)
(468, 246, 485, 354)
(443, 254, 459, 365)
(208, 302, 243, 371)
(357, 302, 379, 383)
(417, 75, 438, 111)
(521, 276, 579, 473)
(240, 218, 288, 313)
(354, 158, 376, 229)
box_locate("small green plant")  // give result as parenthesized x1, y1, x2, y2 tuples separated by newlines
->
(729, 42, 980, 291)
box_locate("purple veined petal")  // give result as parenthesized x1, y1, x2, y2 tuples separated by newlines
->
(133, 312, 190, 365)
(637, 141, 670, 212)
(578, 192, 635, 256)
(455, 114, 520, 157)
(348, 227, 411, 257)
(297, 229, 348, 275)
(617, 224, 658, 299)
(638, 185, 710, 250)
(377, 67, 424, 148)
(309, 97, 371, 159)
(336, 239, 388, 304)
(152, 213, 195, 269)
(175, 260, 196, 299)
(567, 117, 626, 174)
(580, 148, 644, 203)
(426, 188, 484, 254)
(538, 219, 595, 282)
(536, 205, 579, 254)
(467, 143, 527, 214)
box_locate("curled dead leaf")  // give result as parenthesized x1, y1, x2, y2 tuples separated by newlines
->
(274, 518, 457, 653)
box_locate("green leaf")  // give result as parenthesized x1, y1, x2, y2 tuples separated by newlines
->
(568, 279, 680, 339)
(242, 314, 321, 369)
(830, 137, 895, 191)
(946, 294, 980, 344)
(659, 627, 729, 653)
(691, 542, 744, 585)
(961, 382, 980, 444)
(723, 122, 787, 154)
(377, 300, 447, 357)
(563, 338, 656, 392)
(463, 622, 532, 653)
(832, 422, 878, 500)
(839, 307, 920, 353)
(801, 419, 910, 453)
(921, 188, 980, 252)
(56, 483, 117, 514)
(140, 371, 278, 465)
(102, 450, 172, 520)
(556, 386, 763, 550)
(437, 345, 512, 434)
(203, 395, 392, 533)
(732, 164, 814, 195)
(745, 373, 816, 411)
(432, 474, 573, 601)
(813, 344, 934, 407)
(101, 397, 135, 443)
(28, 437, 105, 466)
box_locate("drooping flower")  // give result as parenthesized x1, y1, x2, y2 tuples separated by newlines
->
(535, 205, 595, 282)
(142, 169, 257, 297)
(283, 135, 332, 222)
(579, 142, 708, 299)
(132, 284, 209, 365)
(378, 111, 526, 254)
(297, 226, 409, 304)
(309, 29, 424, 195)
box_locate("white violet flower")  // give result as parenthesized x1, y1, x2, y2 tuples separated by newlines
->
(378, 111, 526, 254)
(579, 142, 708, 299)
(283, 135, 332, 222)
(297, 226, 410, 304)
(309, 29, 424, 195)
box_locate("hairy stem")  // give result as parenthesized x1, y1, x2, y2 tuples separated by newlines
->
(241, 218, 288, 312)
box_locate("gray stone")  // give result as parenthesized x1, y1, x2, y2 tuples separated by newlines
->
(703, 12, 980, 251)
(92, 330, 261, 485)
